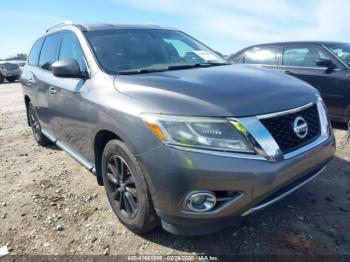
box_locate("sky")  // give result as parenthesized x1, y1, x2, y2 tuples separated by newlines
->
(1, 0, 350, 59)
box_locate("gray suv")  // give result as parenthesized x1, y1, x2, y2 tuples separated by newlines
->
(0, 62, 21, 83)
(21, 21, 335, 235)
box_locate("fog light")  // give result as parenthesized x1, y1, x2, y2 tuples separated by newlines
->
(186, 191, 216, 212)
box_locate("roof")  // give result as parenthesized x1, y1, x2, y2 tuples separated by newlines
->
(45, 21, 178, 35)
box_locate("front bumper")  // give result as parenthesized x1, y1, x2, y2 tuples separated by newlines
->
(138, 134, 335, 235)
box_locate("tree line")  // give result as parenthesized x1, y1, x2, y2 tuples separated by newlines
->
(0, 53, 27, 61)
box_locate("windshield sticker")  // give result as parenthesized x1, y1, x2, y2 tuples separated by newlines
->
(194, 51, 218, 61)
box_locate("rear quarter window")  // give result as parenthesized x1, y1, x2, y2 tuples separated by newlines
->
(28, 37, 44, 66)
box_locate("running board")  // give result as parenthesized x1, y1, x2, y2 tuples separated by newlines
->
(41, 129, 57, 143)
(56, 141, 94, 171)
(41, 128, 95, 172)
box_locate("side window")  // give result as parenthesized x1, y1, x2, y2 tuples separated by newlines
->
(38, 34, 61, 71)
(59, 32, 86, 71)
(243, 46, 279, 65)
(28, 38, 44, 66)
(282, 46, 331, 67)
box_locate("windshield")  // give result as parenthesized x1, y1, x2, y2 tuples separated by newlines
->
(0, 63, 19, 70)
(326, 43, 350, 67)
(84, 29, 228, 74)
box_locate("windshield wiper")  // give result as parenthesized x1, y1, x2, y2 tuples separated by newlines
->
(167, 62, 229, 70)
(118, 62, 230, 75)
(118, 68, 167, 75)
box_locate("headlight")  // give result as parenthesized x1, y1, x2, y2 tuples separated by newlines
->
(141, 114, 254, 153)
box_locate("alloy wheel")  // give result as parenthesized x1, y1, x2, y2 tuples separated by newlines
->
(29, 106, 41, 141)
(106, 155, 138, 219)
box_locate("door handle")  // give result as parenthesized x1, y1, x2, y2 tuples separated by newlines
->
(49, 87, 57, 95)
(280, 70, 294, 75)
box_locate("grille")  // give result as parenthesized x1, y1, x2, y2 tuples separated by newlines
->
(260, 105, 321, 154)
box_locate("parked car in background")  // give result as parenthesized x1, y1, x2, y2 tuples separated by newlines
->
(228, 41, 350, 124)
(22, 22, 335, 235)
(0, 62, 21, 83)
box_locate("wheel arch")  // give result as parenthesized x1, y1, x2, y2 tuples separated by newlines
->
(92, 128, 159, 210)
(93, 129, 122, 186)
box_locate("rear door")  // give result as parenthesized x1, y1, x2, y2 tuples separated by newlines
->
(279, 44, 349, 119)
(237, 45, 281, 70)
(34, 33, 62, 135)
(21, 37, 44, 112)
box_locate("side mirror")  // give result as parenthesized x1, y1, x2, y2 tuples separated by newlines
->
(52, 59, 87, 79)
(316, 58, 336, 70)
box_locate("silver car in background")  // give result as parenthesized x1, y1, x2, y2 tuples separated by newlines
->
(0, 62, 21, 83)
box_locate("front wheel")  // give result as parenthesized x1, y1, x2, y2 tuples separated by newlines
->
(102, 139, 159, 234)
(6, 77, 16, 82)
(0, 74, 4, 83)
(28, 103, 52, 146)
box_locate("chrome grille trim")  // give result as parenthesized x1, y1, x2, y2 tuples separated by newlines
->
(257, 102, 314, 120)
(168, 100, 329, 162)
(283, 100, 330, 159)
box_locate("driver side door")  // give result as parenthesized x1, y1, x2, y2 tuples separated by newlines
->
(49, 31, 92, 159)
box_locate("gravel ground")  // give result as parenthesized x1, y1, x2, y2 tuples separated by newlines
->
(0, 82, 349, 256)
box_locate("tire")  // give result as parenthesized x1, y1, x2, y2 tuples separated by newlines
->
(345, 104, 350, 124)
(102, 139, 159, 234)
(28, 103, 52, 146)
(6, 77, 16, 83)
(0, 74, 4, 83)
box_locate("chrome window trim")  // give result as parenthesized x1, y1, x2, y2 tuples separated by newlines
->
(278, 65, 341, 71)
(243, 64, 277, 67)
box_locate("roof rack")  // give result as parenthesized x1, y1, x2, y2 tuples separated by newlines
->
(46, 20, 73, 33)
(143, 22, 158, 26)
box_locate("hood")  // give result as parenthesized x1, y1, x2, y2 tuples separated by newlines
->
(113, 65, 318, 117)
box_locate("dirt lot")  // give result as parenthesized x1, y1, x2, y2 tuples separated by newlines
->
(0, 82, 349, 256)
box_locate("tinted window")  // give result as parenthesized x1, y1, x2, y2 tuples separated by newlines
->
(282, 46, 331, 67)
(243, 46, 279, 65)
(84, 29, 227, 74)
(28, 38, 44, 66)
(326, 43, 350, 66)
(59, 32, 86, 71)
(38, 34, 60, 71)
